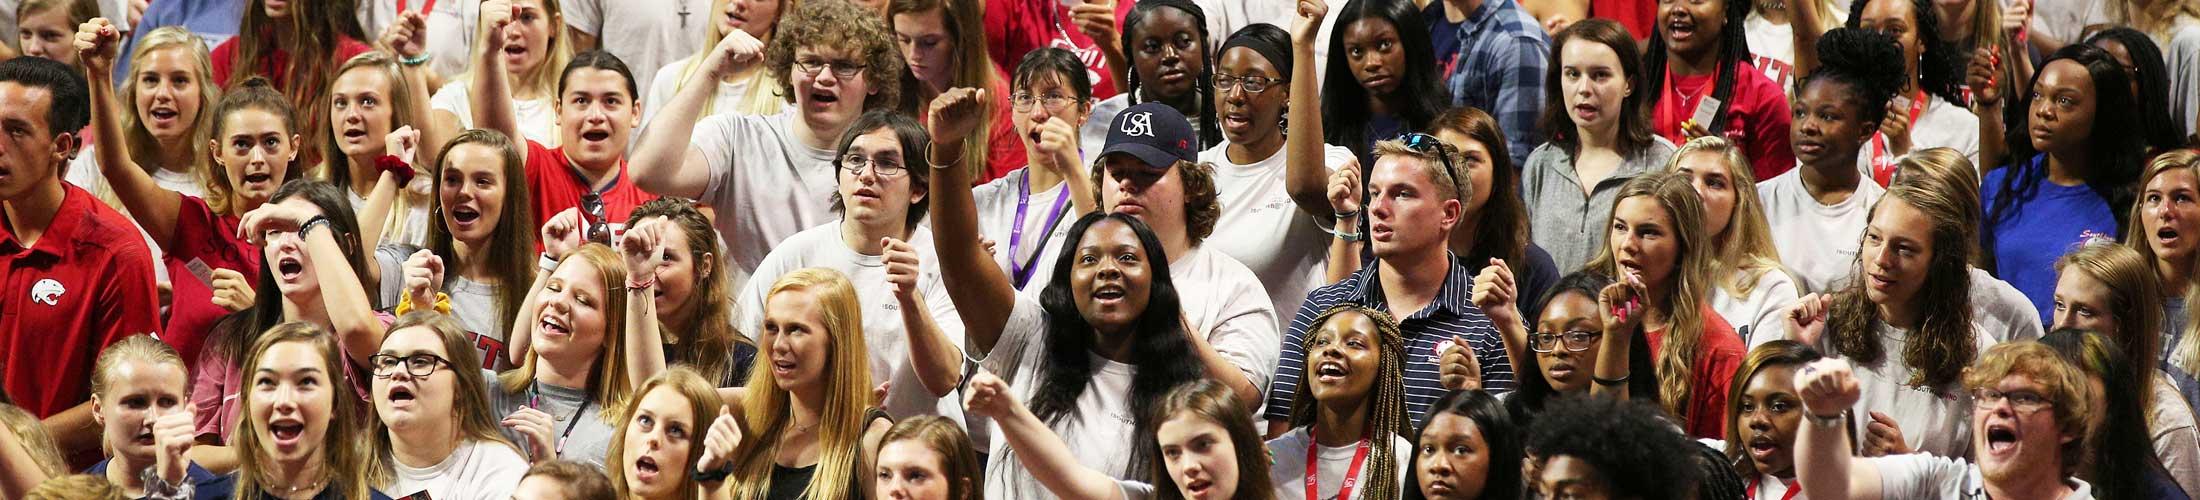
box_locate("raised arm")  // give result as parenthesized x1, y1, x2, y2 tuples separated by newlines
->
(378, 10, 448, 171)
(925, 88, 1022, 356)
(75, 18, 185, 247)
(508, 211, 587, 366)
(963, 370, 1128, 500)
(618, 216, 672, 390)
(1032, 116, 1098, 217)
(1590, 273, 1644, 399)
(1322, 157, 1365, 283)
(1285, 0, 1336, 217)
(1471, 259, 1532, 378)
(237, 203, 386, 369)
(885, 237, 964, 397)
(1790, 0, 1826, 81)
(630, 30, 764, 199)
(472, 1, 525, 148)
(1794, 358, 1883, 500)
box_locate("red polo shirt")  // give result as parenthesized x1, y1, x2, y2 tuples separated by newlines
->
(525, 141, 657, 235)
(159, 195, 260, 370)
(0, 184, 162, 418)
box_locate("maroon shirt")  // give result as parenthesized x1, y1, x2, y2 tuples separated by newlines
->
(0, 184, 162, 418)
(160, 195, 260, 370)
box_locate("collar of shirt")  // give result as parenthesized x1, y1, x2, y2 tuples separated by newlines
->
(1344, 253, 1479, 320)
(0, 184, 93, 260)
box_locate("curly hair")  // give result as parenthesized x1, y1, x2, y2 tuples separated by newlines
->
(1525, 396, 1700, 500)
(1799, 28, 1908, 131)
(765, 0, 906, 112)
(1968, 340, 2093, 476)
(1287, 305, 1409, 500)
(1847, 0, 1969, 106)
(1825, 181, 1977, 388)
(1087, 159, 1220, 246)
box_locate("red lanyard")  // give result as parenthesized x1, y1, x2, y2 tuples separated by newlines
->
(397, 0, 439, 16)
(1868, 90, 1929, 186)
(1306, 430, 1372, 500)
(1655, 65, 1721, 143)
(1746, 475, 1801, 500)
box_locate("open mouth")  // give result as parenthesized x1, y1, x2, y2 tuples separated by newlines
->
(134, 430, 156, 446)
(243, 172, 274, 185)
(343, 128, 369, 140)
(1572, 103, 1601, 121)
(504, 45, 528, 57)
(634, 455, 661, 482)
(1092, 285, 1127, 303)
(1223, 111, 1252, 129)
(150, 107, 180, 121)
(1666, 16, 1697, 41)
(580, 130, 612, 143)
(1985, 425, 2018, 454)
(1747, 435, 1780, 458)
(539, 315, 572, 337)
(1867, 272, 1896, 290)
(386, 385, 417, 403)
(771, 358, 798, 376)
(2161, 226, 2183, 246)
(1315, 360, 1349, 382)
(278, 257, 305, 280)
(269, 420, 306, 444)
(810, 91, 840, 105)
(1183, 478, 1212, 496)
(452, 206, 482, 225)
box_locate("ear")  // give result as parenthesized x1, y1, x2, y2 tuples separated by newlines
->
(909, 176, 929, 206)
(285, 134, 303, 162)
(50, 131, 81, 165)
(90, 397, 105, 427)
(1440, 197, 1462, 231)
(696, 252, 716, 281)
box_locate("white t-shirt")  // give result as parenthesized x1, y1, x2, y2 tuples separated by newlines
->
(357, 0, 479, 80)
(734, 221, 968, 422)
(349, 188, 434, 248)
(1969, 267, 2044, 344)
(1264, 427, 1413, 500)
(641, 57, 757, 136)
(1872, 453, 2094, 499)
(2031, 0, 2109, 49)
(1170, 246, 1282, 398)
(1814, 320, 2000, 458)
(691, 109, 840, 293)
(1744, 14, 1802, 91)
(1198, 142, 1354, 318)
(1856, 95, 1981, 177)
(384, 439, 530, 500)
(2162, 19, 2200, 141)
(981, 296, 1141, 500)
(970, 167, 1077, 296)
(430, 81, 560, 147)
(561, 0, 713, 103)
(1717, 267, 1802, 348)
(1759, 169, 1886, 293)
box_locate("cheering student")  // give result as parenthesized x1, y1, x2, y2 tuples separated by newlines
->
(215, 323, 384, 498)
(606, 199, 756, 387)
(1666, 137, 1798, 345)
(1269, 305, 1414, 499)
(1585, 172, 1748, 439)
(428, 0, 574, 146)
(474, 25, 661, 232)
(82, 336, 235, 496)
(322, 52, 435, 248)
(606, 368, 725, 500)
(1642, 0, 1793, 180)
(630, 0, 906, 293)
(1521, 19, 1676, 272)
(1793, 343, 2097, 499)
(375, 128, 539, 369)
(2042, 328, 2195, 499)
(643, 0, 795, 130)
(965, 48, 1100, 295)
(707, 269, 894, 499)
(211, 0, 373, 167)
(492, 242, 634, 469)
(2047, 243, 2200, 495)
(1718, 341, 1823, 500)
(2133, 150, 2200, 407)
(1481, 271, 1661, 426)
(368, 313, 531, 499)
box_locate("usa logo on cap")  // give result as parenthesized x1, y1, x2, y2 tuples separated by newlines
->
(1121, 111, 1154, 137)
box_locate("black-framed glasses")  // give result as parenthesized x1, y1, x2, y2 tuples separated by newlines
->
(581, 193, 610, 244)
(1214, 73, 1283, 94)
(1529, 330, 1601, 353)
(370, 353, 452, 379)
(792, 59, 868, 79)
(1010, 93, 1079, 112)
(1973, 387, 2055, 415)
(1397, 133, 1463, 192)
(840, 153, 908, 177)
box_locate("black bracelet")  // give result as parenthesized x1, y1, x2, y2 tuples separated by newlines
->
(693, 462, 736, 483)
(1591, 374, 1629, 386)
(298, 215, 332, 239)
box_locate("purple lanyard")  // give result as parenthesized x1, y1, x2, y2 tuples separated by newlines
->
(1010, 175, 1071, 288)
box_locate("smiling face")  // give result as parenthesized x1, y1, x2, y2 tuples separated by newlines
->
(259, 197, 332, 297)
(94, 359, 189, 463)
(1558, 39, 1629, 132)
(371, 326, 457, 435)
(330, 67, 397, 160)
(1156, 414, 1239, 500)
(761, 287, 833, 392)
(1070, 219, 1156, 334)
(2051, 270, 2116, 336)
(1973, 375, 2072, 483)
(2143, 168, 2200, 264)
(1306, 310, 1382, 408)
(133, 48, 206, 144)
(1608, 195, 1680, 291)
(534, 258, 611, 368)
(2027, 60, 2099, 155)
(557, 68, 640, 169)
(839, 128, 924, 229)
(1673, 151, 1737, 238)
(211, 109, 298, 207)
(1214, 47, 1286, 147)
(498, 0, 558, 76)
(1367, 155, 1459, 259)
(893, 9, 954, 89)
(1790, 80, 1876, 169)
(727, 0, 783, 40)
(1736, 363, 1803, 478)
(1415, 413, 1492, 499)
(1101, 157, 1189, 239)
(1658, 0, 1727, 60)
(1534, 291, 1604, 393)
(877, 440, 955, 500)
(1861, 197, 1936, 307)
(621, 387, 699, 498)
(437, 143, 510, 245)
(249, 341, 335, 465)
(1342, 18, 1406, 96)
(0, 83, 70, 201)
(1130, 8, 1205, 100)
(1858, 0, 1924, 86)
(17, 8, 80, 69)
(793, 46, 879, 134)
(1532, 455, 1614, 500)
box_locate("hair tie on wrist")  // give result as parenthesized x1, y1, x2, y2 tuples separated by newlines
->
(377, 154, 417, 186)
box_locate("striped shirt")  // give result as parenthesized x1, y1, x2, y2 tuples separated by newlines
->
(1263, 258, 1515, 426)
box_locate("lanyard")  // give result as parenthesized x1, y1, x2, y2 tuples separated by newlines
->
(1010, 175, 1071, 288)
(529, 382, 590, 456)
(396, 0, 439, 16)
(1306, 430, 1372, 500)
(1868, 90, 1929, 186)
(1655, 65, 1721, 143)
(1746, 475, 1801, 500)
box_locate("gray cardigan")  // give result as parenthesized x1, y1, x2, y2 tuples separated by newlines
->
(1519, 137, 1678, 273)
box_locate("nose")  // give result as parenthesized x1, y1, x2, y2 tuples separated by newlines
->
(1425, 455, 1454, 476)
(1746, 408, 1773, 430)
(2052, 306, 2076, 330)
(1870, 240, 1900, 271)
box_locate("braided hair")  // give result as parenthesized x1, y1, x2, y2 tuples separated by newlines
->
(2085, 28, 2188, 150)
(1120, 0, 1222, 149)
(1847, 0, 1969, 106)
(1288, 304, 1410, 500)
(1642, 0, 1753, 136)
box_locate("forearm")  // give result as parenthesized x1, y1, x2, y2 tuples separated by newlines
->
(927, 142, 1016, 355)
(624, 286, 668, 390)
(996, 404, 1125, 500)
(901, 295, 964, 397)
(1324, 221, 1363, 283)
(473, 44, 521, 144)
(41, 401, 99, 461)
(401, 64, 448, 170)
(506, 268, 552, 365)
(309, 231, 384, 367)
(1977, 102, 2006, 169)
(359, 171, 399, 265)
(1286, 44, 1331, 216)
(1587, 326, 1631, 398)
(90, 63, 180, 244)
(1060, 164, 1099, 218)
(1797, 412, 1879, 500)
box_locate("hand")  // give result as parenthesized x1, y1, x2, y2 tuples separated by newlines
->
(1070, 0, 1120, 47)
(1967, 47, 2003, 108)
(503, 407, 558, 463)
(1596, 271, 1647, 334)
(378, 10, 430, 59)
(1032, 117, 1080, 174)
(980, 237, 999, 258)
(1327, 157, 1362, 215)
(961, 370, 1020, 419)
(1861, 411, 1914, 456)
(540, 208, 585, 261)
(1794, 358, 1861, 418)
(1784, 293, 1833, 346)
(235, 202, 318, 246)
(151, 408, 195, 484)
(403, 249, 446, 309)
(480, 0, 518, 52)
(1471, 258, 1520, 331)
(1680, 120, 1712, 140)
(927, 87, 988, 146)
(882, 237, 923, 302)
(385, 125, 422, 166)
(702, 29, 764, 80)
(1292, 0, 1330, 46)
(873, 381, 893, 406)
(73, 18, 122, 78)
(695, 406, 741, 476)
(1438, 335, 1483, 391)
(2001, 0, 2031, 34)
(127, 0, 148, 29)
(209, 268, 256, 313)
(619, 218, 668, 280)
(1880, 97, 1914, 155)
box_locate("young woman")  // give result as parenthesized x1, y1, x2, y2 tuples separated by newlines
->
(966, 48, 1100, 295)
(211, 0, 373, 168)
(2048, 243, 2200, 495)
(964, 376, 1275, 500)
(711, 268, 894, 499)
(1079, 0, 1220, 160)
(1759, 28, 1905, 293)
(643, 0, 796, 126)
(1983, 43, 2145, 323)
(889, 0, 1024, 181)
(1825, 0, 1980, 186)
(2138, 150, 2200, 393)
(324, 51, 434, 248)
(1667, 136, 1799, 345)
(1929, 0, 2004, 54)
(491, 243, 633, 469)
(874, 416, 982, 500)
(1522, 19, 1678, 272)
(15, 0, 97, 71)
(1721, 340, 1822, 500)
(368, 312, 529, 499)
(1643, 0, 1793, 180)
(1523, 396, 1702, 500)
(2085, 28, 2191, 153)
(427, 0, 574, 146)
(221, 322, 381, 499)
(84, 335, 228, 496)
(377, 129, 538, 369)
(2104, 0, 2200, 142)
(605, 367, 723, 500)
(1491, 271, 1661, 426)
(614, 198, 754, 388)
(511, 461, 615, 500)
(1585, 172, 1747, 439)
(1426, 108, 1559, 320)
(1318, 0, 1451, 166)
(65, 26, 216, 213)
(1403, 390, 1522, 500)
(1271, 305, 1412, 499)
(2040, 329, 2196, 499)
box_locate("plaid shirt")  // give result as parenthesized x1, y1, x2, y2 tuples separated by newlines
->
(1442, 0, 1549, 168)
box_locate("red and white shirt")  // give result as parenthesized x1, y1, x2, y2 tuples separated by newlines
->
(0, 184, 162, 418)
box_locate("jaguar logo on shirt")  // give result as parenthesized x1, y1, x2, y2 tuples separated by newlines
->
(31, 278, 64, 305)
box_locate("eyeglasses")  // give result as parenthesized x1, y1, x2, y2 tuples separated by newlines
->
(1529, 330, 1602, 353)
(1011, 93, 1080, 112)
(840, 153, 907, 177)
(370, 353, 452, 379)
(1397, 133, 1464, 193)
(1214, 73, 1283, 94)
(1972, 387, 2055, 415)
(793, 59, 868, 79)
(581, 193, 610, 244)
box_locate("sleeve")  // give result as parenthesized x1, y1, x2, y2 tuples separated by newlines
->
(210, 38, 237, 88)
(1519, 148, 1549, 210)
(979, 295, 1049, 375)
(190, 347, 231, 439)
(99, 239, 164, 341)
(1117, 480, 1157, 500)
(374, 244, 417, 307)
(1514, 245, 1560, 325)
(982, 0, 1023, 68)
(1493, 35, 1550, 168)
(1745, 271, 1801, 346)
(1323, 144, 1356, 173)
(1264, 292, 1326, 419)
(2154, 412, 2200, 497)
(641, 61, 685, 131)
(692, 113, 749, 209)
(1203, 268, 1281, 400)
(562, 0, 606, 36)
(1744, 84, 1796, 181)
(732, 248, 781, 337)
(429, 82, 475, 129)
(1870, 454, 1971, 499)
(2170, 30, 2200, 140)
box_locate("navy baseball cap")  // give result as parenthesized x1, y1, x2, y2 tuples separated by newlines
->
(1097, 102, 1197, 171)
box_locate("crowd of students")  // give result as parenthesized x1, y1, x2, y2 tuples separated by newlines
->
(0, 0, 2198, 498)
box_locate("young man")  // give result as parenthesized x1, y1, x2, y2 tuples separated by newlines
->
(1795, 342, 2097, 499)
(1431, 0, 1549, 167)
(476, 47, 656, 237)
(0, 56, 161, 460)
(1265, 134, 1515, 432)
(558, 0, 711, 102)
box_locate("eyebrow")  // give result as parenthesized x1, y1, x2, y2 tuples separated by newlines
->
(256, 367, 326, 376)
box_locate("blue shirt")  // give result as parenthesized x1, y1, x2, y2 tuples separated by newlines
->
(83, 458, 233, 499)
(1264, 257, 1515, 427)
(1437, 0, 1550, 168)
(1983, 154, 2121, 325)
(112, 0, 245, 84)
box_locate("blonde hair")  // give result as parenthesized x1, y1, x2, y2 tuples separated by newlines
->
(1370, 139, 1464, 202)
(728, 268, 874, 500)
(879, 416, 984, 500)
(23, 475, 125, 500)
(1893, 148, 1985, 266)
(370, 312, 521, 488)
(2130, 150, 2200, 374)
(108, 27, 220, 214)
(607, 367, 725, 500)
(462, 0, 575, 101)
(1966, 341, 2093, 475)
(499, 244, 634, 423)
(230, 322, 376, 499)
(2054, 242, 2164, 425)
(0, 403, 66, 479)
(1585, 173, 1719, 421)
(321, 51, 430, 245)
(1667, 136, 1786, 296)
(670, 0, 799, 116)
(2112, 0, 2200, 40)
(91, 334, 189, 400)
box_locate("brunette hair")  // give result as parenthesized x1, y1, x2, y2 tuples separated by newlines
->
(1538, 19, 1656, 159)
(204, 77, 300, 215)
(230, 322, 375, 499)
(1431, 107, 1530, 267)
(428, 129, 538, 336)
(1584, 173, 1717, 420)
(879, 416, 985, 500)
(1144, 379, 1276, 500)
(368, 312, 519, 488)
(765, 0, 906, 112)
(627, 198, 748, 385)
(523, 460, 616, 500)
(1720, 341, 1821, 478)
(1824, 182, 1977, 388)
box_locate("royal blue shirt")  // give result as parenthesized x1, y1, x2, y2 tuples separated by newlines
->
(1983, 154, 2121, 326)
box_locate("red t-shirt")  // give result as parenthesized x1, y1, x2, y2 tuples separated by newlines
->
(984, 0, 1129, 100)
(159, 196, 260, 371)
(1592, 0, 1657, 40)
(981, 75, 1030, 183)
(1645, 308, 1747, 440)
(1653, 63, 1797, 181)
(0, 184, 163, 418)
(526, 141, 658, 236)
(208, 33, 373, 89)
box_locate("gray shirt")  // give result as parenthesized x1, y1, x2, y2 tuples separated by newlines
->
(487, 376, 617, 471)
(1519, 138, 1677, 272)
(376, 244, 513, 371)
